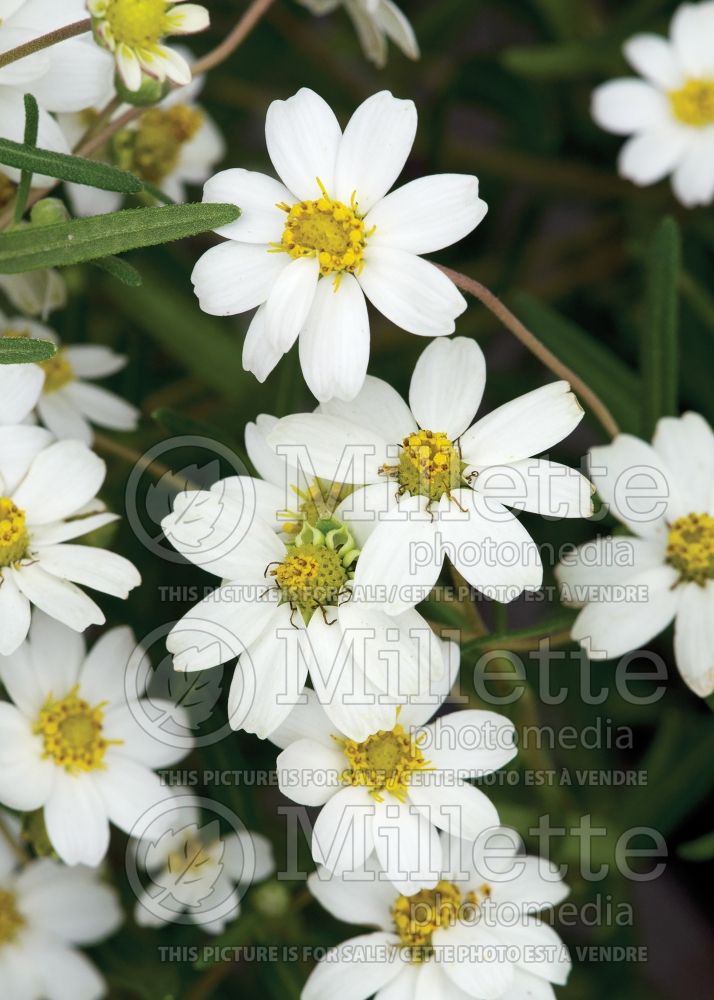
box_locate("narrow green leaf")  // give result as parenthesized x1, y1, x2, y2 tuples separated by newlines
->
(87, 255, 142, 286)
(0, 337, 55, 364)
(0, 137, 143, 194)
(13, 94, 39, 224)
(678, 831, 714, 862)
(0, 202, 240, 273)
(679, 269, 714, 345)
(460, 615, 575, 658)
(152, 407, 241, 451)
(509, 292, 640, 432)
(641, 216, 680, 438)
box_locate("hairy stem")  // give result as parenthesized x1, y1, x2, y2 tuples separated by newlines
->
(440, 265, 620, 438)
(0, 19, 92, 70)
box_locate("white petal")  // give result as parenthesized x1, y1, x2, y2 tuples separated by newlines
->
(673, 583, 714, 697)
(31, 511, 119, 546)
(487, 855, 569, 913)
(410, 775, 499, 842)
(335, 91, 417, 213)
(624, 34, 684, 89)
(242, 305, 284, 383)
(359, 248, 466, 336)
(571, 564, 681, 659)
(591, 79, 670, 136)
(265, 88, 342, 200)
(424, 709, 517, 775)
(474, 459, 594, 519)
(191, 241, 288, 316)
(223, 829, 274, 884)
(652, 412, 714, 511)
(375, 0, 420, 60)
(28, 608, 85, 695)
(373, 800, 442, 895)
(307, 865, 395, 931)
(63, 345, 127, 378)
(299, 273, 370, 402)
(495, 918, 571, 986)
(77, 624, 138, 707)
(434, 924, 515, 998)
(320, 374, 416, 442)
(671, 134, 714, 207)
(671, 1, 714, 78)
(14, 440, 104, 525)
(63, 381, 139, 431)
(203, 167, 292, 242)
(265, 255, 319, 352)
(44, 772, 110, 866)
(367, 174, 487, 255)
(0, 424, 53, 495)
(15, 858, 122, 943)
(409, 336, 486, 439)
(500, 970, 556, 1000)
(267, 687, 335, 749)
(33, 942, 108, 1000)
(555, 535, 665, 607)
(37, 544, 140, 598)
(588, 434, 680, 537)
(268, 411, 389, 482)
(244, 413, 289, 487)
(618, 127, 690, 186)
(311, 784, 375, 872)
(12, 563, 105, 633)
(336, 480, 399, 547)
(276, 739, 343, 806)
(36, 391, 93, 443)
(302, 932, 401, 1000)
(27, 37, 114, 113)
(0, 702, 55, 810)
(0, 569, 31, 655)
(0, 91, 70, 184)
(0, 364, 44, 424)
(460, 381, 583, 466)
(92, 753, 164, 835)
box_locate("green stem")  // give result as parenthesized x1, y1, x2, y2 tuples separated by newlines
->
(13, 94, 38, 225)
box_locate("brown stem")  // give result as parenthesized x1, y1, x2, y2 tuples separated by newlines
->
(440, 265, 620, 439)
(192, 0, 276, 74)
(0, 19, 92, 70)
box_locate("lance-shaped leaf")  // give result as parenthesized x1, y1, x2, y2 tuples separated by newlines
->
(641, 216, 680, 438)
(0, 202, 240, 273)
(88, 255, 142, 286)
(0, 137, 143, 193)
(0, 337, 55, 364)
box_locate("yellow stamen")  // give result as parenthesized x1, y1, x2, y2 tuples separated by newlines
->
(0, 497, 28, 568)
(33, 685, 123, 774)
(272, 544, 348, 618)
(40, 348, 74, 393)
(389, 428, 463, 502)
(336, 724, 432, 802)
(667, 512, 714, 585)
(0, 889, 25, 946)
(112, 105, 203, 184)
(392, 881, 488, 962)
(104, 0, 169, 48)
(670, 79, 714, 126)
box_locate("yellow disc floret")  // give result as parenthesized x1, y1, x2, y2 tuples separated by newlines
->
(273, 544, 347, 617)
(112, 105, 203, 184)
(670, 80, 714, 126)
(0, 889, 24, 946)
(276, 181, 372, 278)
(667, 512, 714, 585)
(104, 0, 169, 47)
(0, 497, 28, 568)
(392, 881, 485, 961)
(40, 349, 74, 393)
(336, 723, 432, 802)
(33, 686, 122, 774)
(395, 429, 463, 502)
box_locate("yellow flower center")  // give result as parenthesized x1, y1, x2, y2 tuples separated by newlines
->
(388, 429, 463, 502)
(336, 724, 432, 802)
(281, 478, 355, 536)
(392, 880, 487, 961)
(0, 497, 28, 568)
(40, 348, 74, 393)
(670, 79, 714, 126)
(112, 105, 204, 184)
(276, 181, 372, 278)
(273, 543, 348, 618)
(0, 889, 24, 946)
(667, 512, 714, 585)
(104, 0, 169, 48)
(33, 686, 122, 774)
(167, 838, 214, 879)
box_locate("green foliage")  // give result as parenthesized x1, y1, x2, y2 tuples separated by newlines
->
(13, 94, 39, 225)
(640, 216, 680, 437)
(0, 137, 144, 194)
(0, 336, 55, 364)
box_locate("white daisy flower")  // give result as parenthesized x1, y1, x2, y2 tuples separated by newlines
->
(592, 1, 714, 206)
(0, 817, 123, 999)
(556, 412, 714, 698)
(0, 313, 139, 442)
(161, 479, 446, 741)
(0, 613, 192, 866)
(270, 641, 517, 892)
(194, 87, 487, 401)
(58, 53, 225, 215)
(0, 270, 66, 323)
(305, 827, 571, 1000)
(268, 336, 591, 616)
(297, 0, 419, 68)
(87, 0, 210, 93)
(0, 427, 141, 655)
(132, 793, 274, 934)
(0, 0, 113, 189)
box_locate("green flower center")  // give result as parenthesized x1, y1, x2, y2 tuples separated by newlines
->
(336, 724, 431, 802)
(112, 105, 203, 185)
(392, 428, 463, 501)
(666, 512, 714, 584)
(670, 79, 714, 126)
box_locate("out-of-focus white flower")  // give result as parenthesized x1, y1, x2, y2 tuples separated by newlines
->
(269, 336, 590, 615)
(0, 312, 139, 441)
(305, 828, 571, 1000)
(592, 1, 714, 206)
(58, 67, 225, 214)
(0, 812, 123, 999)
(87, 0, 209, 92)
(0, 614, 192, 865)
(298, 0, 419, 68)
(557, 412, 714, 698)
(0, 427, 141, 654)
(0, 270, 67, 321)
(194, 88, 487, 401)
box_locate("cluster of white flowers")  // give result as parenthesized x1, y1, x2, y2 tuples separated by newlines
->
(2, 0, 713, 997)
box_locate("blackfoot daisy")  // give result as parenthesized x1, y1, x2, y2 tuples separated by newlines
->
(297, 0, 419, 68)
